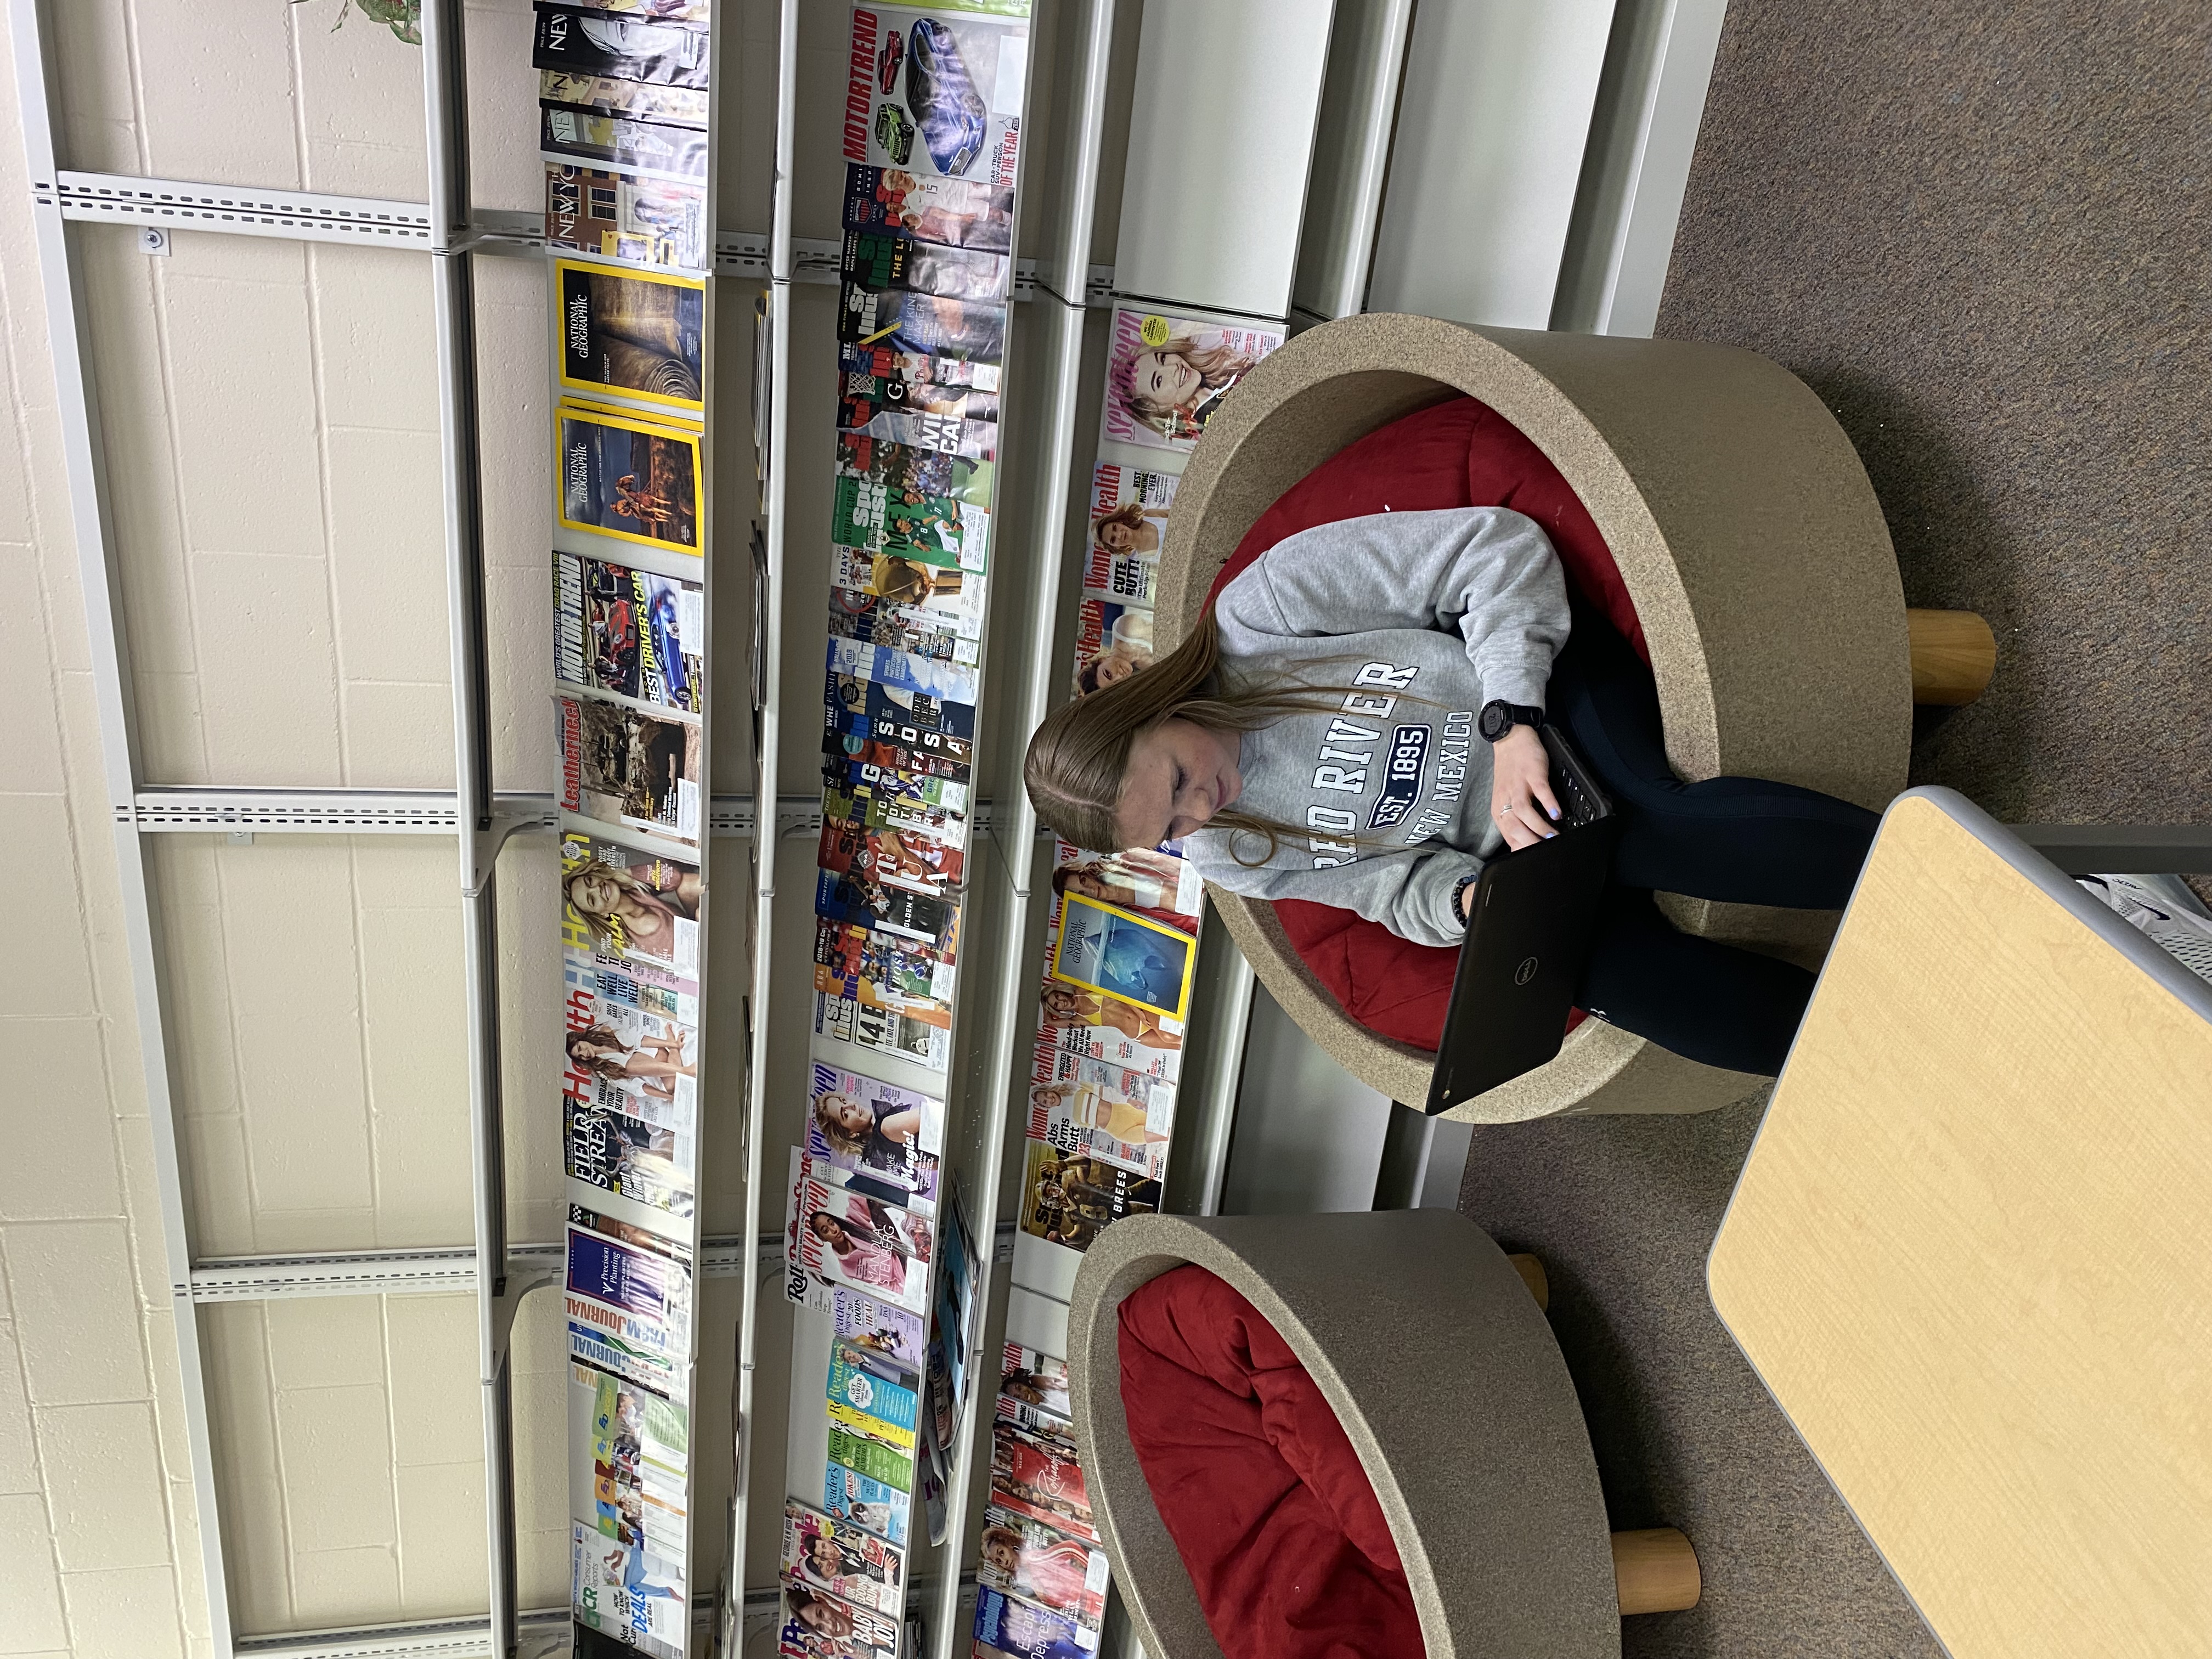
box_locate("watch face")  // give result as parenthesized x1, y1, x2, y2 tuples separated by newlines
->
(1479, 702, 1510, 742)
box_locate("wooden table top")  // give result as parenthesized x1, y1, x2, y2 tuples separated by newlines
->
(1709, 788, 2212, 1659)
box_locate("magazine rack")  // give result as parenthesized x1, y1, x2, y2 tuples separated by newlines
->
(1154, 312, 1917, 1119)
(1066, 1211, 1701, 1659)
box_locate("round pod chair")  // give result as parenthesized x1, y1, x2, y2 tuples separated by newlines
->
(1068, 1211, 1698, 1658)
(1155, 313, 1912, 1120)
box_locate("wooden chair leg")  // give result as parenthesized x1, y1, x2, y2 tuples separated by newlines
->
(1612, 1527, 1701, 1615)
(1907, 608, 1996, 706)
(1505, 1252, 1548, 1311)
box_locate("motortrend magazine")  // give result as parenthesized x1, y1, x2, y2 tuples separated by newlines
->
(843, 5, 1026, 190)
(555, 550, 704, 714)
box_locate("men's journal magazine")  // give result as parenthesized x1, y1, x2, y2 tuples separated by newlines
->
(554, 551, 704, 714)
(557, 694, 703, 845)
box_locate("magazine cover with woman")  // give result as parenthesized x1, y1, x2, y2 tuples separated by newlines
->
(563, 958, 697, 1124)
(807, 1063, 945, 1208)
(995, 1343, 1071, 1431)
(844, 163, 1014, 253)
(796, 1149, 935, 1260)
(1081, 459, 1175, 606)
(988, 1420, 1095, 1541)
(1099, 306, 1284, 453)
(783, 1499, 905, 1615)
(788, 1149, 934, 1314)
(554, 551, 704, 715)
(778, 1585, 900, 1659)
(978, 1503, 1108, 1633)
(556, 693, 703, 845)
(1031, 978, 1182, 1077)
(560, 832, 701, 981)
(1052, 842, 1201, 935)
(843, 5, 1027, 191)
(1026, 1060, 1175, 1181)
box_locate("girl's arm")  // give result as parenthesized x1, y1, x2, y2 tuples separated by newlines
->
(1193, 838, 1482, 950)
(1217, 506, 1571, 710)
(877, 1106, 920, 1143)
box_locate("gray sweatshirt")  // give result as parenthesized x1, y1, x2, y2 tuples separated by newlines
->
(1184, 507, 1571, 947)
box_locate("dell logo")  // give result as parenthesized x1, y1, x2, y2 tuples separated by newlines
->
(1514, 956, 1540, 986)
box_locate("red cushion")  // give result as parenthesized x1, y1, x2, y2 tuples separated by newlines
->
(1118, 1265, 1423, 1659)
(1203, 397, 1646, 1052)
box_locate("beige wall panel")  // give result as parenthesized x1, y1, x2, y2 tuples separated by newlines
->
(59, 1562, 187, 1659)
(0, 794, 98, 1018)
(462, 0, 546, 215)
(0, 1491, 73, 1651)
(292, 14, 429, 201)
(37, 1400, 172, 1572)
(0, 1024, 122, 1224)
(131, 4, 301, 188)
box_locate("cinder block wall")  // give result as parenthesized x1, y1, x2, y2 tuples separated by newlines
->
(0, 4, 766, 1654)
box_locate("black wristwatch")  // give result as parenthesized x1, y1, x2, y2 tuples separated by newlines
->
(1478, 699, 1545, 743)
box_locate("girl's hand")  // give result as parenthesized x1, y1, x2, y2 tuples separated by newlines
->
(1489, 724, 1562, 851)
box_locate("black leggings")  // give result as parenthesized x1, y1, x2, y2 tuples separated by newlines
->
(1544, 625, 1879, 1076)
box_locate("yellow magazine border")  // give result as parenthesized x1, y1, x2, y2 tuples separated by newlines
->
(552, 258, 708, 418)
(554, 399, 706, 556)
(1047, 889, 1193, 1024)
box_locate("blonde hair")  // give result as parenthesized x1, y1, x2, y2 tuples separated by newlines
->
(1022, 607, 1395, 865)
(1092, 499, 1148, 545)
(1113, 335, 1256, 437)
(812, 1092, 866, 1158)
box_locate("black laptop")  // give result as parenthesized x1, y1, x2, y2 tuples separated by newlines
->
(1423, 728, 1623, 1114)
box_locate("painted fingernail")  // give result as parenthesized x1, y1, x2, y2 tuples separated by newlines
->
(1548, 805, 1560, 819)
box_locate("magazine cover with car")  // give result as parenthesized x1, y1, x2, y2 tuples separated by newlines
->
(805, 1063, 945, 1212)
(1100, 305, 1284, 453)
(978, 1503, 1108, 1633)
(1015, 1141, 1160, 1252)
(572, 1519, 686, 1659)
(843, 225, 1011, 304)
(832, 472, 990, 571)
(540, 70, 707, 129)
(783, 1498, 906, 1614)
(1050, 889, 1195, 1022)
(567, 1094, 695, 1222)
(557, 693, 703, 845)
(844, 5, 1027, 190)
(839, 283, 1005, 363)
(838, 428, 995, 509)
(788, 1150, 935, 1313)
(561, 831, 701, 981)
(778, 1584, 901, 1659)
(545, 163, 708, 272)
(555, 261, 706, 413)
(827, 584, 981, 668)
(555, 551, 704, 714)
(556, 399, 703, 549)
(1026, 1059, 1175, 1181)
(832, 545, 987, 634)
(844, 162, 1013, 253)
(542, 105, 707, 182)
(571, 1358, 688, 1560)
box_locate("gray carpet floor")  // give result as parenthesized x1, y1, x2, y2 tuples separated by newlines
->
(1460, 4, 2208, 1654)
